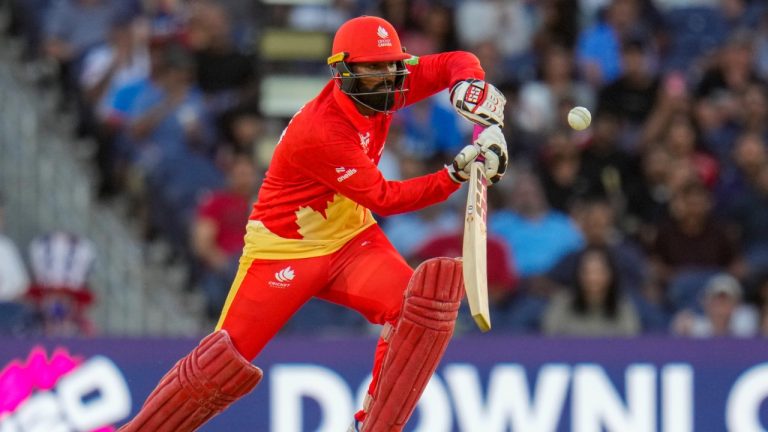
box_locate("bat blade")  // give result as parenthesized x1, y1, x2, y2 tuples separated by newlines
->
(463, 160, 491, 332)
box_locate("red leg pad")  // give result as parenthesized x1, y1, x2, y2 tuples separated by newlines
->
(118, 330, 263, 432)
(362, 257, 464, 432)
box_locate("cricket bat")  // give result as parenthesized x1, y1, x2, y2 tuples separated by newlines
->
(462, 125, 491, 332)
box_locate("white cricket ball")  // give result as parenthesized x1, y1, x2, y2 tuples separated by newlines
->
(568, 106, 591, 131)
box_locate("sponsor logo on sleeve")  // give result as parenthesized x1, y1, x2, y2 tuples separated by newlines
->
(336, 167, 358, 182)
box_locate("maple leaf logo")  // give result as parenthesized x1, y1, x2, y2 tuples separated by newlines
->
(295, 194, 369, 240)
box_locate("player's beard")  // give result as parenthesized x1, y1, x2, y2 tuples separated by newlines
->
(356, 81, 397, 112)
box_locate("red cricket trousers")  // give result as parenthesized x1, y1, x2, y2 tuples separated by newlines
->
(216, 224, 412, 392)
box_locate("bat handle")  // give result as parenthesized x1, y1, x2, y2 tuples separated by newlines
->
(472, 124, 485, 162)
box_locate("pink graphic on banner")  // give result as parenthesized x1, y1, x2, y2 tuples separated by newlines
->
(0, 346, 115, 431)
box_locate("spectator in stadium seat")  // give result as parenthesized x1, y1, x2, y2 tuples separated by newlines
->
(191, 154, 258, 320)
(531, 0, 581, 53)
(576, 0, 646, 87)
(543, 246, 641, 336)
(723, 161, 768, 270)
(80, 13, 150, 123)
(397, 95, 463, 159)
(490, 168, 582, 279)
(659, 114, 719, 188)
(628, 144, 671, 217)
(455, 0, 535, 63)
(384, 202, 458, 262)
(695, 29, 764, 105)
(537, 130, 589, 213)
(650, 180, 746, 289)
(412, 221, 518, 307)
(44, 0, 128, 109)
(516, 44, 595, 137)
(126, 42, 213, 172)
(597, 36, 660, 150)
(716, 132, 768, 208)
(215, 106, 264, 171)
(577, 112, 642, 206)
(80, 13, 150, 197)
(186, 1, 259, 117)
(671, 273, 758, 337)
(549, 196, 647, 293)
(144, 0, 186, 41)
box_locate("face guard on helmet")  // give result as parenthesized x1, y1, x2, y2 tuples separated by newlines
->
(327, 16, 412, 114)
(328, 52, 409, 113)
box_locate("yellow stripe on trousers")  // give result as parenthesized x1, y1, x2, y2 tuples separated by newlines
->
(216, 257, 256, 331)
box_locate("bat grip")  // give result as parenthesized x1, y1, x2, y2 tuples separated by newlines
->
(472, 124, 486, 162)
(472, 124, 484, 140)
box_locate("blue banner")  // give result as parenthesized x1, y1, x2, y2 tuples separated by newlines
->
(1, 336, 767, 431)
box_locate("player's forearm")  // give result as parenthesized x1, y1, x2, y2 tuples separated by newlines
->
(404, 52, 485, 105)
(352, 169, 459, 217)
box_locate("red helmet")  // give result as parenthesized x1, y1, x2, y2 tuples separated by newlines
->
(327, 16, 410, 113)
(329, 16, 410, 64)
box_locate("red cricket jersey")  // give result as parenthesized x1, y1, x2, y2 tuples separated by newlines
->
(244, 52, 484, 259)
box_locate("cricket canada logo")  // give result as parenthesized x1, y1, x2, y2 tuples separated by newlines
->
(0, 347, 131, 431)
(270, 266, 295, 288)
(377, 26, 392, 47)
(376, 26, 389, 39)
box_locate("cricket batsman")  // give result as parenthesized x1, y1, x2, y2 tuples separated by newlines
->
(119, 15, 508, 432)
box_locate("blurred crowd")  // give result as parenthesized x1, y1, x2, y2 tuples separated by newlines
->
(3, 0, 768, 338)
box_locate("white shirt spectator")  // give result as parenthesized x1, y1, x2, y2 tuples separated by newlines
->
(685, 305, 759, 337)
(672, 274, 760, 337)
(0, 235, 30, 301)
(80, 44, 149, 119)
(455, 0, 533, 59)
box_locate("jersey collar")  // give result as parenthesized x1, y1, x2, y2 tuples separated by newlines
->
(332, 84, 375, 130)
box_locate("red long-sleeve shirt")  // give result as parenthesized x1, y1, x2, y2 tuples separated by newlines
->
(244, 52, 484, 259)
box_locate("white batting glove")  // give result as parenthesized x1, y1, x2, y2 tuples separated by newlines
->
(446, 144, 480, 183)
(474, 125, 508, 184)
(450, 79, 506, 127)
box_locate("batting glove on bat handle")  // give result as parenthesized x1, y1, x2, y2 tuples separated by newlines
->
(474, 125, 508, 184)
(450, 79, 506, 127)
(446, 144, 480, 183)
